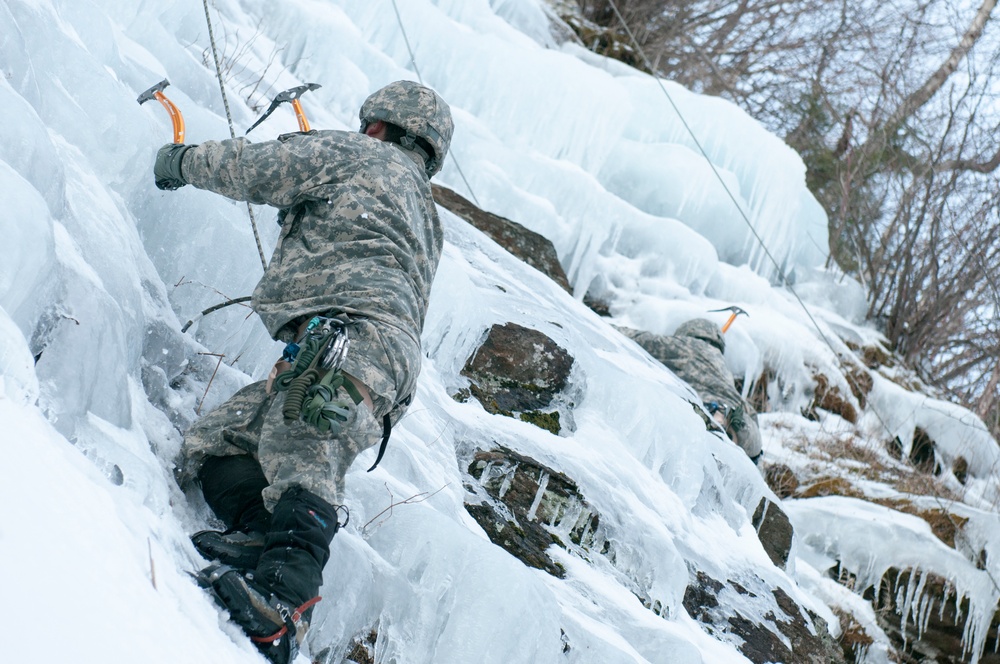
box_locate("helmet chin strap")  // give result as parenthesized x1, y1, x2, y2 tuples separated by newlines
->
(399, 133, 434, 174)
(359, 117, 437, 176)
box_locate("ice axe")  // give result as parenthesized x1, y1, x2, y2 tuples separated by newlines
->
(246, 83, 322, 135)
(136, 79, 185, 144)
(709, 305, 748, 333)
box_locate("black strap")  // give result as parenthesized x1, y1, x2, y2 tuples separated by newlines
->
(366, 414, 392, 472)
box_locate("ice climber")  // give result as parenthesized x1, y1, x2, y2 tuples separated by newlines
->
(152, 80, 453, 663)
(617, 319, 763, 463)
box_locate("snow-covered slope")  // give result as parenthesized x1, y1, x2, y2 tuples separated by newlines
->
(1, 0, 997, 662)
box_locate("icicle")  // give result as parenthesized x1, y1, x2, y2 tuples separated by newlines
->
(896, 568, 915, 649)
(912, 570, 928, 639)
(526, 471, 548, 521)
(498, 462, 517, 499)
(938, 580, 953, 623)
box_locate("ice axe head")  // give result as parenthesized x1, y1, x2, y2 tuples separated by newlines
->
(709, 306, 748, 333)
(137, 79, 185, 144)
(246, 83, 322, 135)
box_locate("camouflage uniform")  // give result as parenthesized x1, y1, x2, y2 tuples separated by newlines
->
(178, 89, 449, 508)
(617, 319, 762, 460)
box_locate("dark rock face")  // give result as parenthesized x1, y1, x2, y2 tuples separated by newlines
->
(752, 497, 794, 569)
(863, 568, 1000, 663)
(461, 322, 575, 434)
(463, 444, 845, 661)
(314, 628, 377, 664)
(683, 571, 847, 664)
(432, 184, 572, 293)
(464, 446, 601, 578)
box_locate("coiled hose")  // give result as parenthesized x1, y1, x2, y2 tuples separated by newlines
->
(275, 333, 331, 421)
(274, 328, 354, 433)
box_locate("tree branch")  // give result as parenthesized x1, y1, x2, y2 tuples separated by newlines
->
(857, 0, 997, 161)
(936, 147, 1000, 173)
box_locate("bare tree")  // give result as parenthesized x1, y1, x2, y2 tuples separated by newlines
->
(563, 0, 1000, 437)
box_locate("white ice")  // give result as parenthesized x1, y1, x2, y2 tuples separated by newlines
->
(1, 0, 997, 662)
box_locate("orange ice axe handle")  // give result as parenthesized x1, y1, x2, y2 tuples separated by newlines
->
(245, 83, 321, 135)
(137, 79, 186, 144)
(291, 98, 311, 133)
(709, 305, 749, 334)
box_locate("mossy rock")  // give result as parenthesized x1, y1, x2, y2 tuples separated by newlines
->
(464, 445, 601, 578)
(432, 184, 571, 293)
(462, 322, 575, 433)
(519, 410, 561, 434)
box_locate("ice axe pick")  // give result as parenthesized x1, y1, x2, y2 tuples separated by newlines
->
(136, 79, 185, 144)
(709, 305, 748, 333)
(246, 83, 322, 135)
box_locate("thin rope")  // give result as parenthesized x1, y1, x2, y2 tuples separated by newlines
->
(605, 0, 1000, 599)
(390, 0, 424, 84)
(389, 0, 481, 207)
(605, 0, 886, 422)
(607, 0, 885, 467)
(202, 0, 268, 272)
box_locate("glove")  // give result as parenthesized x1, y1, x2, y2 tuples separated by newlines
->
(154, 143, 193, 190)
(727, 404, 746, 432)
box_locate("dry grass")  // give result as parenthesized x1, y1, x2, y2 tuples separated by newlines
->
(782, 430, 969, 551)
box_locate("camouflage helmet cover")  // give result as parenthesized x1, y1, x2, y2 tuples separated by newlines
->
(360, 80, 454, 177)
(675, 318, 726, 353)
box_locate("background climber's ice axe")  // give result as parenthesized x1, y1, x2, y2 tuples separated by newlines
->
(137, 79, 185, 144)
(709, 305, 748, 333)
(246, 83, 322, 135)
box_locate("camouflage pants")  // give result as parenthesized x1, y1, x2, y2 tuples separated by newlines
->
(180, 380, 382, 509)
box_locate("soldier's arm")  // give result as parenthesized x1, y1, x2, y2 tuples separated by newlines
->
(180, 136, 341, 208)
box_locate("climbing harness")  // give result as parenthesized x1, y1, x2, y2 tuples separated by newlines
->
(272, 315, 403, 472)
(274, 316, 361, 434)
(727, 404, 746, 432)
(706, 401, 745, 433)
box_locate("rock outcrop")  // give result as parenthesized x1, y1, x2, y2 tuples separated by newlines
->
(460, 322, 575, 434)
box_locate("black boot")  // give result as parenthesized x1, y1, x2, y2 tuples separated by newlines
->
(195, 563, 320, 664)
(198, 487, 340, 664)
(192, 529, 266, 569)
(253, 487, 340, 607)
(194, 455, 271, 569)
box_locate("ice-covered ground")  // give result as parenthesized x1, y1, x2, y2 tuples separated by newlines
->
(1, 0, 997, 662)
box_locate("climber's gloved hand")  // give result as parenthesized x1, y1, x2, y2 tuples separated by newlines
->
(154, 143, 193, 190)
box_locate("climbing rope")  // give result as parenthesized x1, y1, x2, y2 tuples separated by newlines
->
(389, 0, 482, 208)
(603, 0, 1000, 597)
(202, 0, 268, 272)
(602, 0, 904, 436)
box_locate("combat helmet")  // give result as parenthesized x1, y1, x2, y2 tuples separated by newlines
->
(359, 80, 453, 177)
(675, 318, 726, 353)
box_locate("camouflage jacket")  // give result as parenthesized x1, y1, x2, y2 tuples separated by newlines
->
(182, 130, 443, 414)
(616, 325, 762, 459)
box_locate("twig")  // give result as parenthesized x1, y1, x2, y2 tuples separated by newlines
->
(181, 296, 252, 333)
(362, 482, 450, 533)
(196, 352, 226, 415)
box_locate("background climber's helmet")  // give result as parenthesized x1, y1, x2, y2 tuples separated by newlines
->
(359, 80, 453, 177)
(675, 318, 726, 353)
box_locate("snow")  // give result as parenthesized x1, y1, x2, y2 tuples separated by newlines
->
(1, 0, 998, 662)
